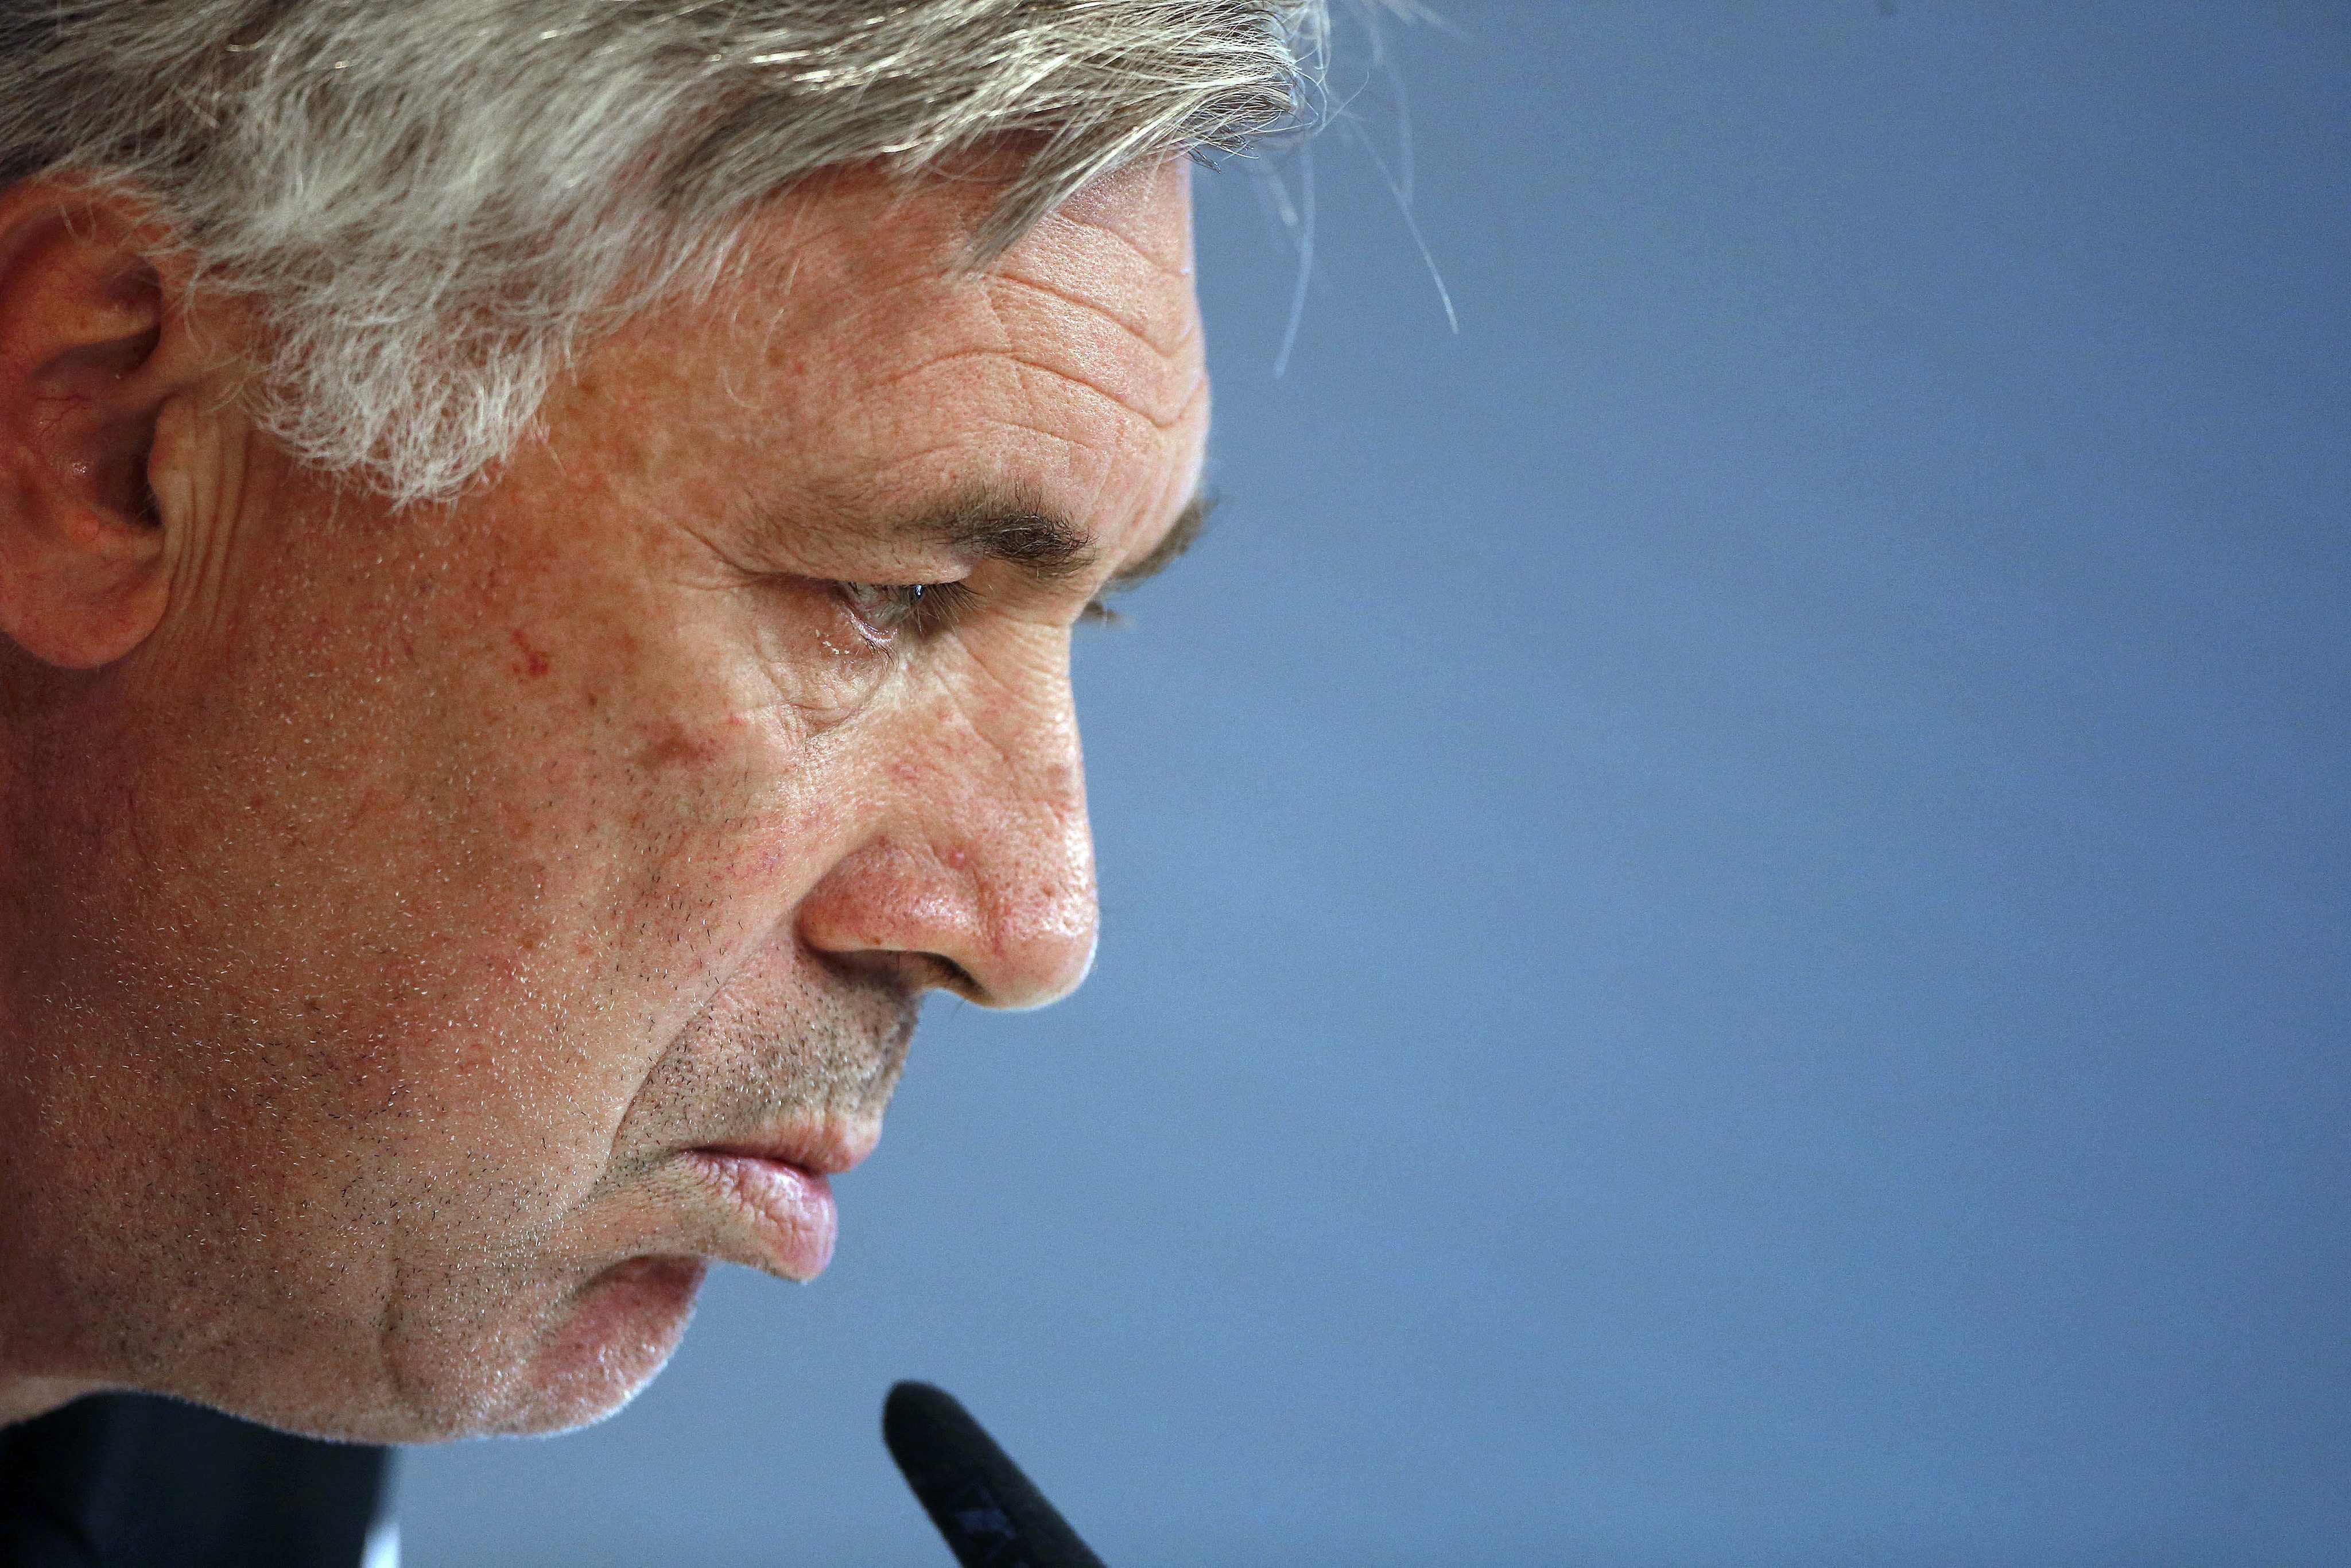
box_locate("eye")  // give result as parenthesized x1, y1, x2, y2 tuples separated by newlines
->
(835, 580, 970, 646)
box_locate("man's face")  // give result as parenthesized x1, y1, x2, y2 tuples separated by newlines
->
(0, 158, 1206, 1439)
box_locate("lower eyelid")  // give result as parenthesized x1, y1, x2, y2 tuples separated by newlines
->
(841, 602, 903, 649)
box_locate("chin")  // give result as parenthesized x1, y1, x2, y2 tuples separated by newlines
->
(476, 1254, 711, 1438)
(150, 1253, 711, 1443)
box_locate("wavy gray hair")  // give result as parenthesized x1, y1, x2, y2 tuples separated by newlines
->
(0, 1, 1328, 502)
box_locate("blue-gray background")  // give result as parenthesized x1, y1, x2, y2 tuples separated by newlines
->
(401, 4, 2350, 1563)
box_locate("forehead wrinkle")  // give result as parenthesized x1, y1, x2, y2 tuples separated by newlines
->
(1008, 347, 1198, 436)
(978, 412, 1114, 459)
(1037, 161, 1197, 277)
(972, 414, 1136, 540)
(1084, 208, 1193, 280)
(985, 269, 1197, 362)
(855, 343, 1194, 434)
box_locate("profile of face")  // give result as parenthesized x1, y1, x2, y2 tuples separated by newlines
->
(0, 157, 1207, 1440)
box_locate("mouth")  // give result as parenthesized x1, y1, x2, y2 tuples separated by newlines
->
(680, 1120, 880, 1282)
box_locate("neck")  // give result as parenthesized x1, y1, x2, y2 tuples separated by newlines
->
(0, 1372, 102, 1428)
(0, 1083, 107, 1427)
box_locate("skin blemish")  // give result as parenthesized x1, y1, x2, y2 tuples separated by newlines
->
(510, 627, 552, 678)
(635, 721, 723, 773)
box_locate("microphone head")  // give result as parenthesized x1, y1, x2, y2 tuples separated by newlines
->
(882, 1381, 1107, 1568)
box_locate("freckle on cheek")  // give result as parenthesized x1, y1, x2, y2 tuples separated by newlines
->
(636, 721, 723, 771)
(509, 628, 552, 678)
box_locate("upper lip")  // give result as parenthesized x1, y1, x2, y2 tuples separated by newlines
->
(689, 1119, 880, 1178)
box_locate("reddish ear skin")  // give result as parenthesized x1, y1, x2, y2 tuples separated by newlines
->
(0, 187, 207, 670)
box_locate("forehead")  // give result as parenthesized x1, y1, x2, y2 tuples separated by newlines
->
(606, 157, 1209, 561)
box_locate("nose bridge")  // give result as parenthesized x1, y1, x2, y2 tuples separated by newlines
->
(794, 636, 1102, 1010)
(973, 674, 1095, 1005)
(915, 650, 1097, 1010)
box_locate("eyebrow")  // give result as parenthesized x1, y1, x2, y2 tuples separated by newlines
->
(1103, 490, 1216, 596)
(905, 489, 1100, 585)
(898, 486, 1216, 597)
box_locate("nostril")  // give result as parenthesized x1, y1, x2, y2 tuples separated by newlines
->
(811, 945, 981, 1005)
(923, 953, 986, 1003)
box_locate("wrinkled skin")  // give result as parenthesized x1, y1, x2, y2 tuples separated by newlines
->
(0, 158, 1206, 1440)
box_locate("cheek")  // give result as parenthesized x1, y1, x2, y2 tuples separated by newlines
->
(362, 635, 841, 1194)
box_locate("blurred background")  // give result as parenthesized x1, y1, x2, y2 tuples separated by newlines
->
(401, 3, 2350, 1563)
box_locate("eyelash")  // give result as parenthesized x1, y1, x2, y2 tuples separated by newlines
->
(835, 579, 1122, 645)
(836, 580, 972, 647)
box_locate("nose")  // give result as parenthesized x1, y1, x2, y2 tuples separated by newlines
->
(794, 661, 1099, 1011)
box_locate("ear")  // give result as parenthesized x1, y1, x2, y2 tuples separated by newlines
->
(0, 179, 216, 669)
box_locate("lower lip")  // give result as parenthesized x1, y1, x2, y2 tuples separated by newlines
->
(684, 1151, 839, 1280)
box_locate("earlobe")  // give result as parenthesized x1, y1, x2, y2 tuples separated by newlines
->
(0, 182, 208, 670)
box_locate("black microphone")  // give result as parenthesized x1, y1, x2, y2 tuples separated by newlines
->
(882, 1381, 1108, 1568)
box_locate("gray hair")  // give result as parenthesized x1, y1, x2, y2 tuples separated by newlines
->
(0, 1, 1329, 502)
